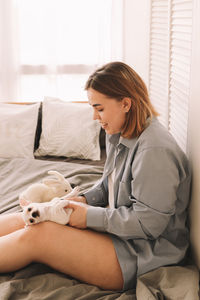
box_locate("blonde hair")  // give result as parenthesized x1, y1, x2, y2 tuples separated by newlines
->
(85, 61, 159, 138)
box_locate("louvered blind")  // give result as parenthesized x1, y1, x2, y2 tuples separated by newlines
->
(168, 0, 193, 152)
(149, 0, 193, 153)
(149, 0, 170, 128)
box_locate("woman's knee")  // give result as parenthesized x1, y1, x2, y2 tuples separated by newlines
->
(17, 222, 53, 252)
(19, 222, 65, 257)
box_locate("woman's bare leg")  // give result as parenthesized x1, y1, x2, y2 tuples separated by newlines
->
(0, 213, 25, 237)
(0, 222, 123, 290)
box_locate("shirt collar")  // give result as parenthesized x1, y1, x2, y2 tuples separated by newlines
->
(108, 133, 137, 149)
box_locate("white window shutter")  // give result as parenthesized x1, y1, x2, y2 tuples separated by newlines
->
(149, 0, 193, 153)
(168, 0, 193, 153)
(149, 0, 170, 128)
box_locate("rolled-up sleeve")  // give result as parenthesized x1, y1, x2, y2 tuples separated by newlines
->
(86, 147, 184, 240)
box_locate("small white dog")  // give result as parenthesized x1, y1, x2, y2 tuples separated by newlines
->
(20, 186, 79, 226)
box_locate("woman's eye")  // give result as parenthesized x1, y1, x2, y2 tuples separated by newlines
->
(97, 109, 104, 112)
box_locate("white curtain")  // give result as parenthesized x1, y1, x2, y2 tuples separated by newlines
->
(0, 0, 123, 102)
(0, 0, 20, 101)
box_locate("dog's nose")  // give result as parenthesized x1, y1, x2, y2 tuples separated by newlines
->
(32, 210, 40, 218)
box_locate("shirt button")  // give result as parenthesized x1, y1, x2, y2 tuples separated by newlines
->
(92, 197, 95, 201)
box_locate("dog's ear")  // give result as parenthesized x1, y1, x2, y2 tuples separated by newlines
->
(19, 198, 31, 207)
(43, 179, 60, 187)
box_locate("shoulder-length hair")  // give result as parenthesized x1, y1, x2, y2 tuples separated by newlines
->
(85, 61, 159, 138)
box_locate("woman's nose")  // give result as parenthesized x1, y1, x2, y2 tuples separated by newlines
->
(93, 110, 100, 120)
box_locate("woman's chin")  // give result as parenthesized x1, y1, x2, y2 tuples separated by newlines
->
(105, 128, 120, 135)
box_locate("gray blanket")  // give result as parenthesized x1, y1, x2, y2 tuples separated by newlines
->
(0, 158, 199, 300)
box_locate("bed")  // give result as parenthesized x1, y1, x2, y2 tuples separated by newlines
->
(0, 98, 199, 299)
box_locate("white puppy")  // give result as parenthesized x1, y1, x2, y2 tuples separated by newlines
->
(20, 187, 79, 226)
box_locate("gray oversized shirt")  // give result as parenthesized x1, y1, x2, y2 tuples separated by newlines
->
(84, 117, 191, 276)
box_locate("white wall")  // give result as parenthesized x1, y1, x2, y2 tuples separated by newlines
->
(188, 0, 200, 268)
(123, 0, 150, 86)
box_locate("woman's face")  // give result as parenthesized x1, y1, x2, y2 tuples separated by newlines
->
(87, 88, 129, 135)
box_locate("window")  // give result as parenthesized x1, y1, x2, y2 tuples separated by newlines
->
(0, 0, 123, 102)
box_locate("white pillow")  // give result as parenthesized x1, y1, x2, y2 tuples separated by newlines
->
(0, 102, 40, 159)
(35, 97, 101, 160)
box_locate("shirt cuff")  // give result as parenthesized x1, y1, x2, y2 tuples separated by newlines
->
(84, 189, 104, 206)
(86, 206, 106, 232)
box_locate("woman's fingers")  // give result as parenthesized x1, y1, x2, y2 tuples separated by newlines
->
(65, 201, 88, 229)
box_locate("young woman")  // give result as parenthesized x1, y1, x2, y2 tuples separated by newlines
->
(0, 62, 191, 291)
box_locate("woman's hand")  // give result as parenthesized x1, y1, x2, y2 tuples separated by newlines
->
(65, 201, 88, 229)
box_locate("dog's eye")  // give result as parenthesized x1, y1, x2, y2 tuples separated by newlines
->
(28, 207, 32, 212)
(65, 189, 68, 192)
(29, 218, 34, 223)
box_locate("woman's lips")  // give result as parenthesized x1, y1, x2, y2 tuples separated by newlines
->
(100, 123, 108, 129)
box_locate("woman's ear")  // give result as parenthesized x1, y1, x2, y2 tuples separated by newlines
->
(122, 97, 132, 113)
